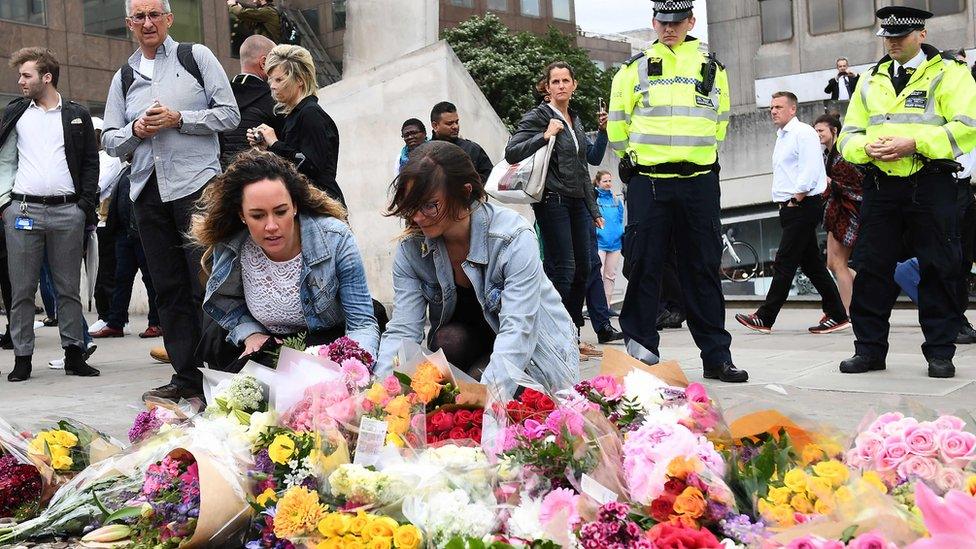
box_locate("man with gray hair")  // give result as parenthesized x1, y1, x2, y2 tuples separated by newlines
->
(102, 0, 239, 401)
(219, 34, 281, 168)
(824, 57, 860, 101)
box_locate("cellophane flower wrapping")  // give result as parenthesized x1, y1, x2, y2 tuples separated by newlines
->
(0, 422, 43, 522)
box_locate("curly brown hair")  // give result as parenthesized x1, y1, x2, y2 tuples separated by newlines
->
(191, 149, 346, 274)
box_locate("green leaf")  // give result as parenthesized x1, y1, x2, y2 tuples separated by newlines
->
(105, 506, 144, 524)
(91, 489, 111, 518)
(840, 524, 859, 543)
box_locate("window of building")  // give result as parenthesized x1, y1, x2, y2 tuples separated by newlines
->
(808, 0, 874, 35)
(168, 0, 202, 42)
(302, 8, 320, 36)
(449, 0, 474, 6)
(760, 0, 793, 43)
(83, 0, 126, 38)
(488, 0, 507, 10)
(332, 0, 345, 30)
(552, 0, 571, 20)
(521, 0, 540, 17)
(892, 0, 965, 15)
(0, 0, 46, 25)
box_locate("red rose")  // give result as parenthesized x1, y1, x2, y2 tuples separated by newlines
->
(429, 410, 455, 433)
(448, 426, 470, 440)
(647, 523, 721, 549)
(506, 401, 526, 423)
(471, 409, 484, 426)
(455, 409, 475, 427)
(649, 496, 675, 522)
(664, 477, 687, 496)
(468, 427, 482, 442)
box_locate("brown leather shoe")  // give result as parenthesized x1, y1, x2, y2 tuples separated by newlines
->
(90, 326, 125, 338)
(149, 347, 170, 363)
(139, 325, 163, 338)
(141, 383, 203, 403)
(579, 342, 603, 358)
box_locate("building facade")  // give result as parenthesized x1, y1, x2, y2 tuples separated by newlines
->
(707, 0, 975, 297)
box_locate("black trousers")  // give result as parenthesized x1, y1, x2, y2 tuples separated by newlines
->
(620, 172, 732, 367)
(93, 225, 117, 319)
(134, 174, 206, 392)
(532, 192, 592, 328)
(660, 237, 684, 316)
(756, 195, 846, 325)
(957, 180, 975, 323)
(851, 172, 962, 361)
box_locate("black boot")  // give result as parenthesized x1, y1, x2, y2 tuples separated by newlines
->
(8, 355, 31, 382)
(839, 355, 886, 374)
(0, 328, 12, 350)
(64, 345, 100, 377)
(928, 358, 955, 379)
(703, 362, 749, 383)
(956, 321, 976, 344)
(596, 325, 624, 344)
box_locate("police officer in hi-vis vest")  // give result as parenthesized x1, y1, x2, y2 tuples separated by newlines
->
(838, 6, 976, 379)
(607, 0, 748, 383)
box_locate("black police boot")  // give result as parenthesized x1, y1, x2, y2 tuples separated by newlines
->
(927, 358, 955, 379)
(956, 321, 976, 344)
(661, 310, 686, 329)
(8, 355, 31, 382)
(839, 355, 886, 374)
(64, 345, 100, 377)
(0, 327, 12, 350)
(597, 325, 624, 344)
(703, 362, 749, 383)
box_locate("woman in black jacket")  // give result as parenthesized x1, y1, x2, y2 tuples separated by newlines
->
(248, 45, 345, 207)
(504, 61, 608, 358)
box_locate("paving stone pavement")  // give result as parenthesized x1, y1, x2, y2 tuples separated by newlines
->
(0, 308, 973, 440)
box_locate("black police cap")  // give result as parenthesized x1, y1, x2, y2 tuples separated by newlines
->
(875, 6, 932, 38)
(653, 0, 694, 23)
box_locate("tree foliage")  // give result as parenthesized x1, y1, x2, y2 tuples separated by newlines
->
(442, 14, 616, 131)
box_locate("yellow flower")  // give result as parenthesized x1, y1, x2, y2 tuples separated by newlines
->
(273, 487, 326, 539)
(768, 485, 792, 506)
(268, 434, 296, 465)
(806, 476, 833, 500)
(783, 469, 808, 492)
(383, 396, 411, 418)
(814, 495, 835, 515)
(820, 440, 843, 458)
(366, 383, 389, 405)
(51, 430, 79, 448)
(393, 524, 422, 549)
(386, 415, 410, 437)
(317, 540, 343, 549)
(365, 516, 399, 540)
(413, 362, 443, 384)
(342, 536, 365, 549)
(861, 470, 888, 494)
(318, 512, 352, 537)
(790, 493, 814, 514)
(385, 432, 405, 448)
(765, 504, 795, 527)
(369, 537, 393, 549)
(801, 443, 825, 465)
(965, 474, 976, 497)
(812, 460, 850, 488)
(757, 498, 772, 516)
(51, 452, 73, 471)
(349, 511, 370, 535)
(255, 488, 277, 507)
(834, 485, 854, 504)
(411, 380, 441, 404)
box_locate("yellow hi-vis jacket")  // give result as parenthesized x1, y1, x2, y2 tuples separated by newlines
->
(838, 44, 976, 177)
(607, 37, 730, 178)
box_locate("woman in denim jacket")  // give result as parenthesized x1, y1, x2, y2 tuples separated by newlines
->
(377, 141, 579, 396)
(193, 151, 378, 368)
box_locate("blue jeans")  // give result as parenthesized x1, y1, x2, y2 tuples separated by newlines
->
(532, 192, 592, 327)
(585, 220, 613, 332)
(40, 254, 92, 346)
(106, 231, 159, 330)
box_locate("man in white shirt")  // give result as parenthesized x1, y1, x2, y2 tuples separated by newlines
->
(736, 92, 849, 335)
(0, 47, 101, 381)
(824, 57, 860, 101)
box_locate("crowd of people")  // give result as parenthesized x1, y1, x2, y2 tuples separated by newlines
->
(0, 0, 974, 402)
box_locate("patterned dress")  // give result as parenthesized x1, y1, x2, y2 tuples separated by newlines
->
(823, 145, 864, 248)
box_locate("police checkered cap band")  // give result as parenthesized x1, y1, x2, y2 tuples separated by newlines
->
(653, 0, 694, 12)
(881, 14, 925, 27)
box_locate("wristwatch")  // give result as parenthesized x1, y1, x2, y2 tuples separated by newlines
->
(176, 113, 184, 130)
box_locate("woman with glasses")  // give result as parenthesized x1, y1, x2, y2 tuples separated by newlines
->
(376, 141, 579, 395)
(504, 61, 608, 360)
(248, 45, 344, 206)
(192, 150, 378, 371)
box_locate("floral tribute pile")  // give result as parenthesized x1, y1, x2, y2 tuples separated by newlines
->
(1, 345, 975, 548)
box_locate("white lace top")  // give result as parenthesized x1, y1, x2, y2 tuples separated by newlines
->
(241, 237, 306, 335)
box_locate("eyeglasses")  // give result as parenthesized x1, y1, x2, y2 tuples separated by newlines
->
(406, 200, 440, 219)
(128, 11, 168, 23)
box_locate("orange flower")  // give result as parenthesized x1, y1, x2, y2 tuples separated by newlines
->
(667, 456, 700, 478)
(673, 486, 707, 519)
(383, 395, 411, 418)
(412, 362, 443, 384)
(411, 380, 442, 404)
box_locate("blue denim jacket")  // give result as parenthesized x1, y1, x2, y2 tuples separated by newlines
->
(203, 214, 379, 358)
(376, 202, 580, 395)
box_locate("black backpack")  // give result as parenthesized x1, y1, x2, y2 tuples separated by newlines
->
(119, 43, 206, 100)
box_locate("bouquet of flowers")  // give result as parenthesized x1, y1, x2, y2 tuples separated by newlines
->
(845, 412, 976, 494)
(306, 335, 375, 366)
(212, 374, 267, 417)
(778, 530, 900, 549)
(360, 375, 426, 448)
(26, 419, 121, 474)
(327, 463, 411, 510)
(757, 459, 854, 527)
(644, 455, 737, 531)
(577, 501, 655, 548)
(427, 407, 485, 444)
(281, 379, 359, 434)
(0, 453, 42, 520)
(404, 487, 497, 547)
(315, 510, 422, 548)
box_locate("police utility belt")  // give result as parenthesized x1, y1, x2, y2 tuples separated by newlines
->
(864, 157, 962, 180)
(619, 156, 716, 181)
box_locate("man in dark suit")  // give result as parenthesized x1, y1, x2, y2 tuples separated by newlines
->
(430, 101, 494, 184)
(0, 47, 100, 381)
(824, 57, 860, 101)
(220, 34, 282, 169)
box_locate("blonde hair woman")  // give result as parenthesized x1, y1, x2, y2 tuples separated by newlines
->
(248, 45, 345, 205)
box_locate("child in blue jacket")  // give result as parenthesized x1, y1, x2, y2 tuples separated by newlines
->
(594, 171, 624, 306)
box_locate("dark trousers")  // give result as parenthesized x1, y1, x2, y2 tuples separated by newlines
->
(134, 174, 206, 391)
(957, 181, 975, 324)
(756, 195, 846, 325)
(620, 172, 732, 367)
(106, 231, 160, 330)
(660, 240, 684, 315)
(533, 192, 592, 328)
(94, 225, 117, 319)
(851, 173, 962, 361)
(585, 219, 613, 333)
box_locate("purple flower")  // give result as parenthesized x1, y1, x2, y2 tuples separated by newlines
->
(254, 449, 274, 474)
(326, 336, 373, 366)
(128, 409, 162, 443)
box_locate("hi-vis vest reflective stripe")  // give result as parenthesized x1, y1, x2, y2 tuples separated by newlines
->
(607, 38, 730, 176)
(838, 46, 976, 177)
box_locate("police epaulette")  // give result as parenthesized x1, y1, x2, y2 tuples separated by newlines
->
(622, 51, 646, 67)
(940, 51, 966, 65)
